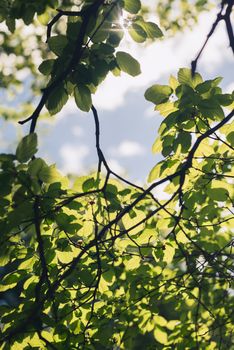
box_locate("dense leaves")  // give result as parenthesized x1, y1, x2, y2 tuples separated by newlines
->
(0, 0, 234, 349)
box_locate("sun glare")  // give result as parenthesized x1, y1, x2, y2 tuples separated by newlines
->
(118, 12, 131, 36)
(118, 15, 125, 28)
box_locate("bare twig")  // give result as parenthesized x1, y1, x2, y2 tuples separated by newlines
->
(191, 0, 234, 75)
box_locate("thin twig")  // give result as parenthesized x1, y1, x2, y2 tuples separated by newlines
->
(191, 1, 227, 75)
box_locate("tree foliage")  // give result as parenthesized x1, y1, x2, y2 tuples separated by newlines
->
(0, 0, 234, 349)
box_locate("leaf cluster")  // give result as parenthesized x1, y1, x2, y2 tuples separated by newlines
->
(0, 1, 233, 349)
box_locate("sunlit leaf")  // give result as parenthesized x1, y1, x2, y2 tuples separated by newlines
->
(137, 21, 163, 38)
(145, 84, 172, 104)
(16, 133, 37, 163)
(116, 51, 141, 76)
(38, 164, 62, 183)
(124, 0, 141, 14)
(153, 327, 168, 344)
(178, 67, 203, 88)
(128, 23, 147, 43)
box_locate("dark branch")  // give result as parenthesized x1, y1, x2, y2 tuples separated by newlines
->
(34, 196, 51, 302)
(191, 0, 234, 75)
(224, 0, 234, 53)
(19, 0, 106, 133)
(46, 11, 63, 43)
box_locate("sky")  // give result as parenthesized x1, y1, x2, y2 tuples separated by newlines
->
(1, 8, 233, 184)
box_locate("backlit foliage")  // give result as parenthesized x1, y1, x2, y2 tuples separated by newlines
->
(0, 0, 233, 349)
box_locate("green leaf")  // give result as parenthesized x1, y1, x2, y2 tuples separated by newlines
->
(128, 23, 147, 43)
(156, 101, 178, 117)
(196, 81, 213, 94)
(38, 59, 54, 75)
(169, 75, 179, 90)
(178, 68, 202, 88)
(22, 7, 35, 25)
(174, 132, 192, 153)
(152, 138, 162, 153)
(91, 21, 109, 43)
(137, 21, 163, 39)
(74, 85, 92, 112)
(82, 177, 95, 192)
(46, 84, 68, 115)
(28, 158, 46, 177)
(38, 164, 62, 183)
(148, 164, 161, 182)
(48, 35, 68, 56)
(116, 51, 141, 77)
(124, 0, 141, 14)
(37, 13, 50, 25)
(6, 18, 15, 33)
(56, 213, 74, 231)
(92, 60, 109, 84)
(215, 94, 233, 106)
(102, 269, 115, 283)
(196, 77, 223, 94)
(163, 243, 175, 263)
(125, 256, 141, 270)
(198, 98, 224, 120)
(72, 64, 93, 85)
(154, 327, 168, 344)
(107, 26, 124, 47)
(207, 188, 228, 201)
(227, 131, 234, 146)
(67, 19, 82, 40)
(16, 133, 38, 163)
(144, 84, 172, 104)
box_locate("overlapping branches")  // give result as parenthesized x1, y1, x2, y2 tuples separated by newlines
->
(1, 0, 234, 348)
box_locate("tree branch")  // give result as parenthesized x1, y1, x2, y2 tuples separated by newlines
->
(191, 0, 233, 75)
(19, 0, 106, 133)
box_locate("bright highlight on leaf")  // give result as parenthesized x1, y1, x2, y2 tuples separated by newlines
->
(137, 21, 163, 39)
(1, 1, 234, 349)
(177, 67, 202, 88)
(124, 0, 141, 14)
(145, 84, 172, 104)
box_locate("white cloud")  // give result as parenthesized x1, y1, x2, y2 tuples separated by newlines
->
(107, 159, 125, 174)
(58, 100, 77, 118)
(224, 82, 234, 93)
(109, 140, 145, 157)
(72, 125, 84, 137)
(151, 181, 171, 201)
(93, 10, 231, 111)
(144, 105, 156, 118)
(56, 99, 88, 121)
(59, 143, 89, 174)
